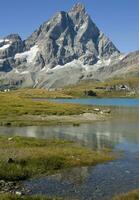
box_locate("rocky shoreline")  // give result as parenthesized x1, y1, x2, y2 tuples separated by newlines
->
(0, 180, 27, 196)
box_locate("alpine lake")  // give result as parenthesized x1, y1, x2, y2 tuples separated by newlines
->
(0, 98, 139, 200)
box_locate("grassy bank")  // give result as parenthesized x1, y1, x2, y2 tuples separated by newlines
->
(0, 92, 101, 126)
(0, 136, 114, 181)
(1, 77, 136, 126)
(7, 77, 139, 98)
(0, 194, 61, 200)
(10, 77, 139, 99)
(62, 78, 139, 98)
(11, 88, 73, 99)
(113, 189, 139, 200)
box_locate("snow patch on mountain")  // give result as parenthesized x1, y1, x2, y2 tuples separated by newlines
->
(15, 45, 39, 63)
(21, 71, 30, 75)
(0, 39, 11, 44)
(0, 39, 4, 43)
(48, 60, 83, 72)
(0, 44, 11, 50)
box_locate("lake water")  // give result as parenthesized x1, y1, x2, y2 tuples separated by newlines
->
(1, 98, 139, 199)
(48, 97, 139, 107)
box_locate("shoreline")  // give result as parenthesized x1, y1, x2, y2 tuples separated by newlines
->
(0, 91, 111, 127)
(0, 111, 110, 127)
(0, 136, 115, 198)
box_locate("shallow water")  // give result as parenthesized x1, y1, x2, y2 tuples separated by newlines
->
(1, 99, 139, 199)
(23, 160, 139, 200)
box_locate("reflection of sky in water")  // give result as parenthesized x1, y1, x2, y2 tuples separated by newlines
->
(0, 106, 139, 153)
(22, 105, 139, 200)
(24, 159, 139, 200)
(0, 99, 138, 200)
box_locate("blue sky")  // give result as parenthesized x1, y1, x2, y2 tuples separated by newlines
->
(0, 0, 139, 53)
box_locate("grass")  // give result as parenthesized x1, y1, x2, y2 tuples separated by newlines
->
(62, 77, 139, 98)
(0, 194, 61, 200)
(1, 76, 135, 127)
(0, 92, 97, 126)
(1, 76, 137, 126)
(10, 88, 73, 99)
(113, 189, 139, 200)
(0, 136, 114, 181)
(9, 77, 139, 99)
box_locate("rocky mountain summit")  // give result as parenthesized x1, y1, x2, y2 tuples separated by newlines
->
(0, 3, 138, 89)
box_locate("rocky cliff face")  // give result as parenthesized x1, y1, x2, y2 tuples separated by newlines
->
(0, 3, 138, 89)
(0, 34, 24, 72)
(24, 3, 119, 69)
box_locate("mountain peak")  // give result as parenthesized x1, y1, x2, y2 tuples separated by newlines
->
(0, 3, 123, 89)
(70, 3, 86, 14)
(4, 34, 22, 41)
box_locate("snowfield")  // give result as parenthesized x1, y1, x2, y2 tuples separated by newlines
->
(0, 44, 10, 50)
(15, 45, 39, 64)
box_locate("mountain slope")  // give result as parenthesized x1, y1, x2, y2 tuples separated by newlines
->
(0, 3, 138, 89)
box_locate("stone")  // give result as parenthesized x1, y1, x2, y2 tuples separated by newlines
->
(7, 158, 15, 164)
(94, 108, 100, 112)
(102, 109, 111, 114)
(15, 191, 22, 196)
(0, 180, 21, 194)
(8, 137, 13, 141)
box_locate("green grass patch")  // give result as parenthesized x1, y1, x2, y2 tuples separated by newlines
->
(0, 92, 96, 126)
(61, 78, 139, 98)
(0, 136, 115, 181)
(112, 189, 139, 200)
(8, 77, 139, 99)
